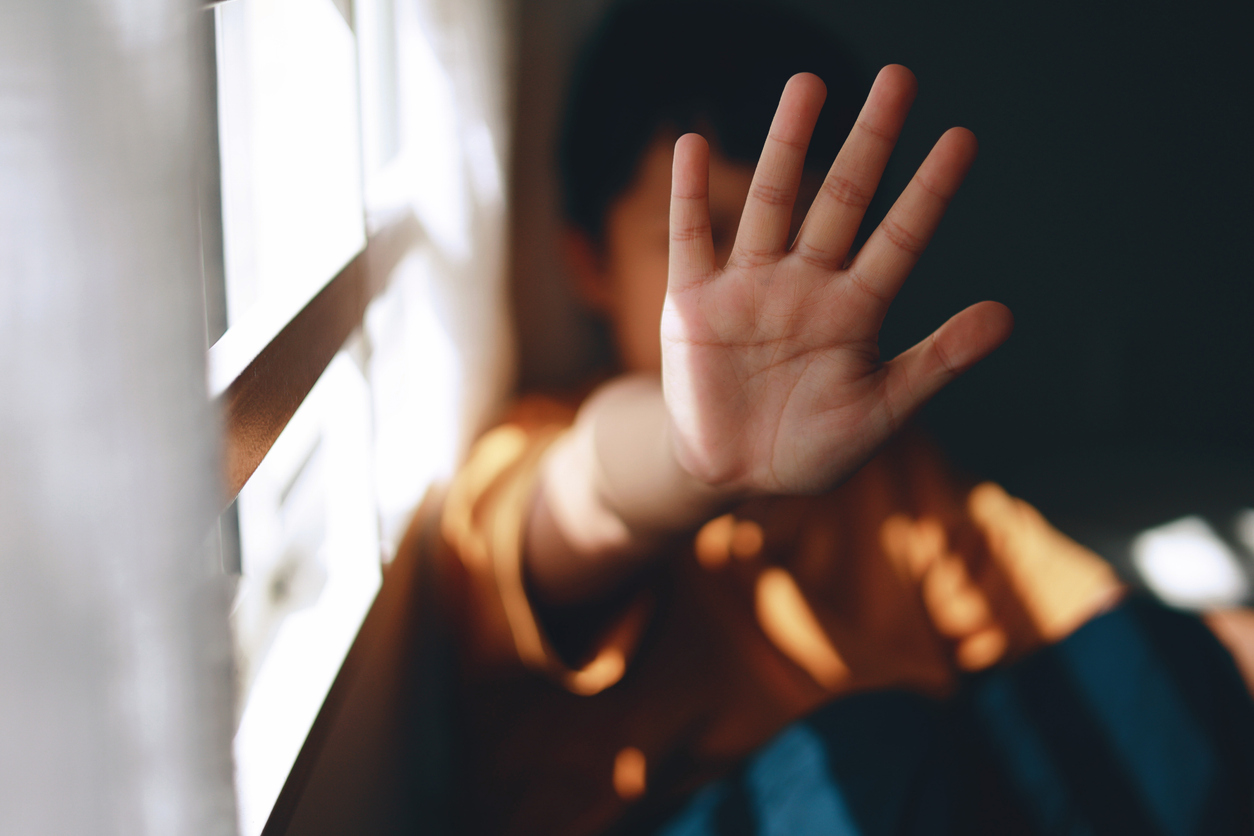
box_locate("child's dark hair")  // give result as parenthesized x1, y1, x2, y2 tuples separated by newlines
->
(559, 0, 867, 243)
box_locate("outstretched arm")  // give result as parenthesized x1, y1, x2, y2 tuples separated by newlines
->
(526, 66, 1013, 606)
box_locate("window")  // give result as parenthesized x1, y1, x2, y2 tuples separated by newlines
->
(202, 1, 512, 833)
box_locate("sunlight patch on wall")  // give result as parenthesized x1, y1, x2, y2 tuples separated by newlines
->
(365, 249, 463, 556)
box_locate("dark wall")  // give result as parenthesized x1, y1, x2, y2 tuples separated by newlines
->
(512, 0, 1254, 532)
(783, 0, 1254, 524)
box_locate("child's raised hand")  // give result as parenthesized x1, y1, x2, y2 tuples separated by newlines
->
(662, 66, 1013, 495)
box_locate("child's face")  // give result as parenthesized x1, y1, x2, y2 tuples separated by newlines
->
(571, 132, 818, 373)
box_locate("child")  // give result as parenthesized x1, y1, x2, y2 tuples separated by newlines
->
(435, 2, 1254, 833)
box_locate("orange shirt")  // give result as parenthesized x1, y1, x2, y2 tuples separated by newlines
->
(439, 395, 975, 836)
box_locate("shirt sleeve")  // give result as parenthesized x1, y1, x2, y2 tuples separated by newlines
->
(964, 596, 1254, 833)
(440, 396, 652, 696)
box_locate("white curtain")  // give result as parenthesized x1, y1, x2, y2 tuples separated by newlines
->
(0, 2, 235, 834)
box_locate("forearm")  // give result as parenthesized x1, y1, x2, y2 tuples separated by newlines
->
(525, 374, 741, 606)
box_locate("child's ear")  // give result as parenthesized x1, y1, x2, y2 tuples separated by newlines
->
(560, 226, 615, 315)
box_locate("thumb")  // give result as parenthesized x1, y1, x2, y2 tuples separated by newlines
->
(884, 301, 1013, 428)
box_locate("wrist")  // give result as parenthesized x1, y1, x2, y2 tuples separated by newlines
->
(588, 374, 742, 533)
(569, 373, 746, 533)
(528, 377, 733, 606)
(541, 426, 634, 555)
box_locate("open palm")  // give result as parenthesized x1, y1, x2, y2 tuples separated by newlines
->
(661, 66, 1013, 495)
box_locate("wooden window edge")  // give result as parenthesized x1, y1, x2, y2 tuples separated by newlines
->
(220, 211, 423, 506)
